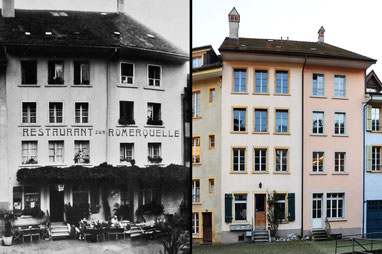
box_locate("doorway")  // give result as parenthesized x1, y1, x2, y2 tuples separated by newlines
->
(50, 185, 64, 222)
(255, 194, 266, 229)
(202, 212, 212, 243)
(312, 193, 323, 229)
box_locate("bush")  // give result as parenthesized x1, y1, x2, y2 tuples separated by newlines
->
(113, 203, 130, 220)
(136, 203, 164, 216)
(22, 206, 45, 219)
(64, 203, 89, 226)
(0, 210, 16, 237)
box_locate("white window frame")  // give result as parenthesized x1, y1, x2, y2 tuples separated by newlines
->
(233, 69, 247, 93)
(192, 137, 200, 164)
(148, 142, 161, 159)
(192, 212, 199, 235)
(49, 102, 64, 124)
(275, 148, 288, 172)
(312, 73, 325, 97)
(275, 70, 289, 94)
(254, 108, 268, 133)
(232, 148, 246, 172)
(255, 70, 268, 94)
(234, 194, 247, 222)
(21, 141, 38, 165)
(334, 112, 346, 135)
(334, 74, 346, 98)
(192, 91, 201, 118)
(372, 146, 382, 171)
(120, 143, 134, 163)
(74, 140, 90, 164)
(326, 193, 345, 219)
(372, 107, 381, 131)
(312, 110, 325, 135)
(334, 151, 347, 174)
(192, 57, 202, 68)
(275, 109, 288, 133)
(120, 62, 135, 85)
(275, 193, 287, 221)
(312, 151, 325, 173)
(147, 64, 162, 87)
(233, 108, 247, 132)
(74, 102, 89, 124)
(192, 179, 200, 203)
(208, 178, 215, 194)
(254, 148, 267, 172)
(21, 102, 37, 124)
(48, 141, 64, 164)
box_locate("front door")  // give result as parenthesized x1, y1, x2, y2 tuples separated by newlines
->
(202, 212, 212, 243)
(255, 194, 266, 229)
(50, 185, 64, 222)
(312, 193, 323, 229)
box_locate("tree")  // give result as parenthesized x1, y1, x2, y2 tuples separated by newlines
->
(267, 191, 283, 236)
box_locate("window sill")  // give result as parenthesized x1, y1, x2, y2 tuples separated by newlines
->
(230, 222, 250, 225)
(332, 172, 349, 175)
(71, 84, 93, 88)
(145, 163, 165, 167)
(144, 86, 164, 91)
(231, 92, 249, 95)
(18, 124, 41, 127)
(332, 97, 348, 100)
(230, 171, 248, 174)
(368, 171, 382, 174)
(19, 164, 41, 168)
(370, 131, 382, 134)
(71, 124, 93, 127)
(310, 95, 327, 99)
(310, 172, 327, 175)
(117, 84, 138, 89)
(45, 124, 68, 127)
(327, 218, 347, 222)
(252, 92, 270, 95)
(273, 171, 290, 175)
(192, 235, 202, 239)
(45, 84, 67, 87)
(332, 134, 348, 137)
(193, 163, 202, 167)
(252, 131, 269, 135)
(18, 84, 40, 87)
(310, 133, 327, 137)
(273, 93, 290, 96)
(74, 164, 93, 166)
(274, 132, 290, 135)
(116, 125, 138, 128)
(192, 202, 202, 206)
(207, 148, 216, 152)
(144, 125, 165, 128)
(230, 131, 248, 134)
(193, 117, 202, 120)
(252, 171, 269, 174)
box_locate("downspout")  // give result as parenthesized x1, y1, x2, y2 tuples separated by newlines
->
(301, 55, 307, 237)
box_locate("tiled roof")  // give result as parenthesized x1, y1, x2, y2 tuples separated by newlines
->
(0, 9, 187, 59)
(219, 37, 376, 62)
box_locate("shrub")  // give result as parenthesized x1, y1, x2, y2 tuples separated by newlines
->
(136, 203, 164, 216)
(22, 206, 45, 219)
(113, 203, 130, 220)
(64, 203, 89, 226)
(0, 210, 16, 237)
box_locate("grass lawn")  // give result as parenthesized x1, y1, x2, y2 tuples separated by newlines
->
(192, 239, 381, 254)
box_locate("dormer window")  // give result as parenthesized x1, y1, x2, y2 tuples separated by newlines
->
(48, 61, 64, 84)
(192, 57, 202, 68)
(120, 62, 134, 85)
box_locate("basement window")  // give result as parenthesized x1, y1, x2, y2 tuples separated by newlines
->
(74, 61, 90, 85)
(21, 60, 37, 85)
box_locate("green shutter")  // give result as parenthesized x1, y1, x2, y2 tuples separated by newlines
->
(225, 193, 233, 223)
(366, 105, 372, 131)
(287, 193, 295, 221)
(367, 145, 372, 172)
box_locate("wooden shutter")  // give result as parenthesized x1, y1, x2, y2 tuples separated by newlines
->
(287, 193, 295, 221)
(366, 105, 372, 131)
(367, 145, 372, 172)
(225, 193, 233, 223)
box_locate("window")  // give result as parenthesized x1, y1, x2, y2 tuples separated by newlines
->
(275, 148, 288, 172)
(312, 111, 324, 134)
(192, 137, 201, 164)
(74, 61, 90, 85)
(22, 102, 36, 124)
(21, 141, 38, 164)
(192, 212, 199, 235)
(72, 184, 88, 206)
(209, 88, 216, 103)
(148, 65, 161, 87)
(255, 70, 268, 93)
(208, 178, 215, 194)
(192, 57, 202, 68)
(148, 143, 162, 163)
(119, 101, 134, 125)
(192, 179, 200, 203)
(254, 108, 268, 133)
(372, 107, 381, 131)
(120, 143, 134, 163)
(326, 193, 344, 219)
(254, 148, 267, 172)
(275, 109, 288, 133)
(49, 102, 63, 124)
(372, 146, 381, 171)
(21, 60, 37, 85)
(192, 91, 201, 118)
(48, 141, 64, 163)
(312, 151, 324, 173)
(312, 194, 322, 219)
(334, 75, 346, 98)
(232, 148, 246, 172)
(233, 108, 246, 132)
(74, 141, 90, 164)
(312, 73, 324, 96)
(90, 186, 100, 213)
(138, 189, 159, 206)
(275, 71, 288, 94)
(120, 62, 134, 84)
(13, 186, 23, 214)
(24, 186, 40, 210)
(334, 113, 345, 135)
(234, 194, 247, 221)
(233, 69, 246, 93)
(334, 152, 346, 173)
(275, 194, 286, 221)
(75, 103, 89, 124)
(208, 135, 215, 150)
(147, 103, 162, 125)
(48, 61, 64, 84)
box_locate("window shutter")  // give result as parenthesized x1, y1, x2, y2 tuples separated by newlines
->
(366, 105, 372, 131)
(287, 193, 295, 221)
(225, 193, 233, 223)
(367, 145, 372, 172)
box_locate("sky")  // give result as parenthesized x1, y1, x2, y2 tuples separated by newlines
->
(0, 0, 189, 53)
(193, 0, 382, 75)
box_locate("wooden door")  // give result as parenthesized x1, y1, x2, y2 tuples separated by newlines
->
(50, 185, 64, 222)
(202, 213, 212, 243)
(255, 194, 266, 229)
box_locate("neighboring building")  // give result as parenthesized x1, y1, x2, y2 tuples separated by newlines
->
(0, 0, 188, 229)
(192, 45, 222, 243)
(363, 70, 382, 237)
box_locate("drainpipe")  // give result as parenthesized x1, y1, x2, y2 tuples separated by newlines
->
(301, 55, 307, 237)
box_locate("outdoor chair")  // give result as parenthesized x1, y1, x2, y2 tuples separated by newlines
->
(39, 223, 50, 239)
(106, 227, 125, 240)
(13, 227, 22, 242)
(21, 226, 41, 243)
(83, 228, 98, 242)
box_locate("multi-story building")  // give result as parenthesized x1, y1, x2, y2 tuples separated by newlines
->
(0, 0, 188, 228)
(192, 45, 222, 243)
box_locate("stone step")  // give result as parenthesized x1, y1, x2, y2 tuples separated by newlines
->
(51, 228, 69, 233)
(253, 239, 269, 242)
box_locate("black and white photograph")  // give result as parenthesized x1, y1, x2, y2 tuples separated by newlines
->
(0, 0, 190, 253)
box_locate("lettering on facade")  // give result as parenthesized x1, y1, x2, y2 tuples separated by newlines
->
(22, 128, 180, 138)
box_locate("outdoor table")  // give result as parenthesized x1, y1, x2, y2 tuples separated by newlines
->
(20, 225, 41, 242)
(106, 227, 125, 240)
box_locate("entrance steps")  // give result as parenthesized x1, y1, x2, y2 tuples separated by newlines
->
(252, 229, 271, 243)
(50, 222, 70, 240)
(311, 229, 328, 241)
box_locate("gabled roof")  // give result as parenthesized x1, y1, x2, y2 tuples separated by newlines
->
(366, 70, 382, 90)
(229, 7, 239, 16)
(0, 9, 187, 60)
(219, 37, 376, 63)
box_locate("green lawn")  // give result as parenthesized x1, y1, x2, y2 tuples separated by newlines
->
(192, 240, 382, 254)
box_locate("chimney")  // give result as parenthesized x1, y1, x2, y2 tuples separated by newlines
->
(228, 7, 240, 40)
(2, 0, 15, 18)
(117, 0, 124, 13)
(318, 26, 325, 44)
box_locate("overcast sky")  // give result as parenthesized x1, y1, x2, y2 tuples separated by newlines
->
(1, 0, 189, 53)
(193, 0, 382, 75)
